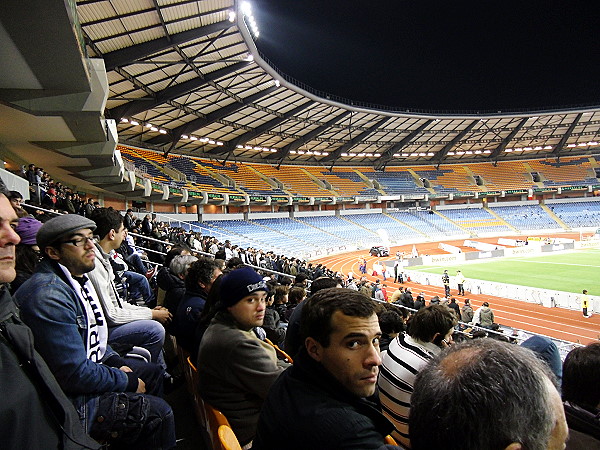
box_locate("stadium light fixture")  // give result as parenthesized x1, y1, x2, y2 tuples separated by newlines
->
(588, 141, 598, 146)
(534, 146, 543, 150)
(150, 127, 158, 132)
(120, 118, 129, 123)
(145, 123, 153, 128)
(505, 149, 513, 152)
(208, 140, 215, 144)
(298, 150, 305, 154)
(578, 143, 587, 147)
(483, 150, 491, 153)
(159, 129, 167, 134)
(228, 11, 236, 22)
(216, 141, 224, 146)
(270, 149, 277, 152)
(393, 153, 400, 157)
(200, 138, 209, 143)
(182, 135, 189, 139)
(241, 2, 260, 39)
(567, 143, 576, 148)
(274, 80, 280, 87)
(130, 120, 139, 126)
(447, 152, 455, 156)
(322, 152, 329, 156)
(544, 145, 552, 150)
(190, 136, 198, 141)
(290, 150, 297, 154)
(341, 152, 348, 156)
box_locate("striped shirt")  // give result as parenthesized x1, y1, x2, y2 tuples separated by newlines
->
(377, 333, 441, 448)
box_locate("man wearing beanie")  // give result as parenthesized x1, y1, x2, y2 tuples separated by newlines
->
(14, 214, 176, 448)
(197, 266, 290, 446)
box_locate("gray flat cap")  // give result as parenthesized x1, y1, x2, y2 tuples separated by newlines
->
(37, 214, 97, 250)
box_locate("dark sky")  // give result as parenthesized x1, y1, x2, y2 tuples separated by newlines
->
(251, 1, 600, 113)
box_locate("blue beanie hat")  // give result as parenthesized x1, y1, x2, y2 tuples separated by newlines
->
(220, 266, 269, 307)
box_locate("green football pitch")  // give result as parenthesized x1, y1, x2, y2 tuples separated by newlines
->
(412, 248, 600, 295)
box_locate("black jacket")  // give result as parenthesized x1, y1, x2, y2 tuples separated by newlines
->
(253, 348, 393, 449)
(564, 401, 600, 449)
(0, 286, 100, 449)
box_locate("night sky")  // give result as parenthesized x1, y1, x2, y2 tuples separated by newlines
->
(251, 1, 600, 113)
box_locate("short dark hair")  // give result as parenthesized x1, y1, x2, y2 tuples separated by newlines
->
(410, 339, 557, 450)
(288, 286, 306, 305)
(301, 288, 376, 347)
(408, 304, 457, 342)
(562, 342, 600, 410)
(378, 310, 404, 335)
(185, 257, 221, 291)
(309, 277, 339, 296)
(89, 207, 123, 240)
(273, 285, 289, 304)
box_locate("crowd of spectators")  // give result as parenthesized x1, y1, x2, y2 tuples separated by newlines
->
(1, 175, 598, 449)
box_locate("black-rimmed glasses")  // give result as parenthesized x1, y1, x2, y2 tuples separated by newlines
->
(61, 236, 95, 247)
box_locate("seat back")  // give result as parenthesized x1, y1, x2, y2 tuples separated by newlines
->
(264, 337, 294, 363)
(217, 425, 242, 450)
(204, 402, 233, 450)
(186, 356, 207, 429)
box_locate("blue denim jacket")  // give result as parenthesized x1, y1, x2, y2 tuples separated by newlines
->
(14, 258, 129, 431)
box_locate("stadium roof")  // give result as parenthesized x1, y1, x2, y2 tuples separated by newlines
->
(63, 1, 600, 169)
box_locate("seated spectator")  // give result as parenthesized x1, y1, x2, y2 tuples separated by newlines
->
(521, 335, 563, 384)
(478, 301, 495, 328)
(156, 245, 191, 306)
(378, 309, 405, 353)
(461, 298, 474, 323)
(378, 304, 457, 447)
(197, 266, 289, 446)
(273, 285, 289, 322)
(414, 292, 425, 310)
(87, 207, 171, 369)
(284, 276, 342, 357)
(14, 214, 175, 448)
(164, 254, 197, 312)
(253, 288, 394, 449)
(410, 339, 568, 450)
(447, 297, 460, 318)
(172, 257, 221, 354)
(11, 216, 43, 293)
(285, 286, 306, 321)
(0, 185, 100, 448)
(562, 342, 600, 448)
(263, 286, 286, 348)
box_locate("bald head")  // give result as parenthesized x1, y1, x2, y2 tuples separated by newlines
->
(410, 339, 567, 450)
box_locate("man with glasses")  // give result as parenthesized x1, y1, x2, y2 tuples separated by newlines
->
(14, 214, 176, 448)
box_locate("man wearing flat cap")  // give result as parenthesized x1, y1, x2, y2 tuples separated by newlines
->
(14, 214, 176, 448)
(197, 266, 290, 446)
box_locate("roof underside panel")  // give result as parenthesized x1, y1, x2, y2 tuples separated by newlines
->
(76, 0, 600, 165)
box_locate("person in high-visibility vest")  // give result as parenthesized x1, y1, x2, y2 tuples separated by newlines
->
(581, 289, 591, 318)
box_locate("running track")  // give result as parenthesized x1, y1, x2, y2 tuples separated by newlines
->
(313, 236, 600, 345)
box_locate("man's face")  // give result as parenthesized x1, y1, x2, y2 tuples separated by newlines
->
(310, 311, 382, 398)
(545, 378, 568, 450)
(111, 223, 126, 249)
(228, 290, 267, 330)
(9, 197, 23, 209)
(47, 228, 96, 277)
(0, 195, 20, 283)
(199, 267, 222, 294)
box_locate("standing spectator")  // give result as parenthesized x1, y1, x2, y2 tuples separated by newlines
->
(461, 298, 474, 323)
(455, 269, 465, 296)
(378, 304, 457, 447)
(442, 269, 450, 297)
(63, 192, 76, 214)
(124, 208, 136, 231)
(581, 289, 591, 318)
(83, 197, 95, 217)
